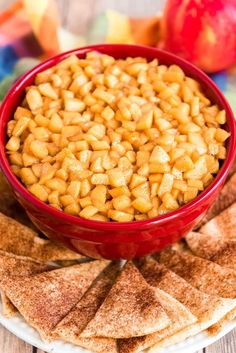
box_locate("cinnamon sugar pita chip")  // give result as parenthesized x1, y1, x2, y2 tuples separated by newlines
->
(200, 202, 236, 239)
(156, 249, 236, 298)
(0, 212, 85, 262)
(1, 291, 17, 318)
(118, 286, 196, 353)
(186, 231, 236, 270)
(0, 250, 52, 318)
(80, 262, 170, 339)
(0, 250, 51, 280)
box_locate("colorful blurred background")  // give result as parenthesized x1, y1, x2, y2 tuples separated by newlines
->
(0, 0, 236, 112)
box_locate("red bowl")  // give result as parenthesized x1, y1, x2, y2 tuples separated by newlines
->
(0, 44, 235, 260)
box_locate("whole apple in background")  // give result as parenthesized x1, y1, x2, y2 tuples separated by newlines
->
(161, 0, 236, 73)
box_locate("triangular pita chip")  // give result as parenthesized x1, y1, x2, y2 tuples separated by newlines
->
(156, 249, 236, 298)
(1, 291, 17, 318)
(31, 239, 86, 262)
(118, 286, 196, 353)
(0, 171, 32, 227)
(0, 260, 108, 340)
(81, 261, 170, 339)
(200, 202, 236, 239)
(55, 262, 120, 352)
(186, 231, 236, 270)
(137, 258, 236, 352)
(202, 173, 236, 224)
(0, 251, 52, 318)
(0, 212, 85, 261)
(0, 250, 52, 280)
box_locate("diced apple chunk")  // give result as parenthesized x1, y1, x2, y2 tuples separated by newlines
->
(150, 146, 170, 164)
(132, 197, 153, 213)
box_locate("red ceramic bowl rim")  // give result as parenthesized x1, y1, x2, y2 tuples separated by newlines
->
(0, 44, 235, 231)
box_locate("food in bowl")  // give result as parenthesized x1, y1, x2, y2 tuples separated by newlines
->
(5, 51, 230, 222)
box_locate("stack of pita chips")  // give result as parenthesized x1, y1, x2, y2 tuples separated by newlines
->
(0, 173, 235, 352)
(0, 260, 109, 341)
(0, 211, 88, 318)
(0, 229, 235, 353)
(136, 258, 235, 353)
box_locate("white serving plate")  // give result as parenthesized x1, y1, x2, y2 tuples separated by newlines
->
(0, 308, 235, 353)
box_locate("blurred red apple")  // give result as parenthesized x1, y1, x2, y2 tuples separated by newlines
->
(161, 0, 236, 72)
